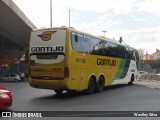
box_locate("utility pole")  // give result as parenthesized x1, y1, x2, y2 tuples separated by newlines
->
(69, 10, 70, 27)
(102, 30, 107, 37)
(50, 0, 52, 27)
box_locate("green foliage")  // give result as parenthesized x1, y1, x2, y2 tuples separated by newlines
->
(157, 59, 160, 62)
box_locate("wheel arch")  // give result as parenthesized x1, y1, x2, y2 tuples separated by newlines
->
(128, 73, 135, 85)
(131, 73, 135, 81)
(89, 74, 97, 83)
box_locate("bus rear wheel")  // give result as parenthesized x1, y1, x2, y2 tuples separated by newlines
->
(96, 77, 104, 93)
(54, 90, 64, 94)
(85, 77, 96, 94)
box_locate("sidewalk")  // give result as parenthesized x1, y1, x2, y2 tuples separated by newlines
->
(134, 79, 160, 89)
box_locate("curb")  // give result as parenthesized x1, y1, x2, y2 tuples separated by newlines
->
(134, 80, 160, 89)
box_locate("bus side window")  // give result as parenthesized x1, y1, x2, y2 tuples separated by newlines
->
(117, 45, 121, 58)
(126, 47, 130, 59)
(82, 35, 91, 53)
(98, 41, 108, 56)
(107, 42, 117, 57)
(71, 32, 82, 52)
(130, 48, 135, 60)
(135, 50, 140, 61)
(90, 38, 100, 55)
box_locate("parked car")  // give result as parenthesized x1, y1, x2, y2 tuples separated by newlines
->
(2, 74, 22, 83)
(0, 86, 13, 109)
(138, 71, 148, 79)
(139, 71, 148, 75)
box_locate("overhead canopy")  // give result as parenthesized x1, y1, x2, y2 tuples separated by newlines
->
(0, 0, 36, 60)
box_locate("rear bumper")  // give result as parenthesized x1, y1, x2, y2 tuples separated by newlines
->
(29, 78, 67, 90)
(0, 98, 12, 109)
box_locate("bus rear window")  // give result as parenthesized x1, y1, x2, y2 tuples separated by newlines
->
(37, 55, 58, 59)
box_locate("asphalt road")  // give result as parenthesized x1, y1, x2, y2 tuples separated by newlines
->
(1, 80, 160, 120)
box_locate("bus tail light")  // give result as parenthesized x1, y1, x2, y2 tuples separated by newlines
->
(64, 67, 69, 78)
(30, 60, 35, 66)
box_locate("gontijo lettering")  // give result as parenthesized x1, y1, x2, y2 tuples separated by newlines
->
(97, 59, 116, 66)
(31, 46, 64, 52)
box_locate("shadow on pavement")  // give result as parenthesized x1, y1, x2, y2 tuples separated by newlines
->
(30, 84, 132, 100)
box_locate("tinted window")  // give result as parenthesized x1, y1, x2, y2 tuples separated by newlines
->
(4, 74, 9, 77)
(135, 50, 140, 60)
(71, 32, 82, 52)
(107, 42, 118, 57)
(98, 41, 108, 56)
(71, 32, 136, 60)
(129, 48, 135, 60)
(82, 35, 91, 53)
(10, 74, 14, 77)
(90, 37, 100, 55)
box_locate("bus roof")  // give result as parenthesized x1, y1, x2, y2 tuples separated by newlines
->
(67, 27, 131, 47)
(32, 26, 68, 31)
(32, 27, 136, 50)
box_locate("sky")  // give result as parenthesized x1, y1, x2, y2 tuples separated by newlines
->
(12, 0, 160, 54)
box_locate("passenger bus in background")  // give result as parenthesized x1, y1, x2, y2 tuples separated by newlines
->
(29, 27, 140, 94)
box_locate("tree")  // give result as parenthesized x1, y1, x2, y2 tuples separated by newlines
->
(157, 59, 160, 63)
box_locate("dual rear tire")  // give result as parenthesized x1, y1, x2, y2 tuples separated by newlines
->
(86, 74, 134, 94)
(85, 76, 105, 94)
(54, 75, 134, 95)
(96, 77, 105, 93)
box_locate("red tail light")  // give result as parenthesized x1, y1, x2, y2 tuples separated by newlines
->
(30, 60, 35, 66)
(64, 67, 69, 78)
